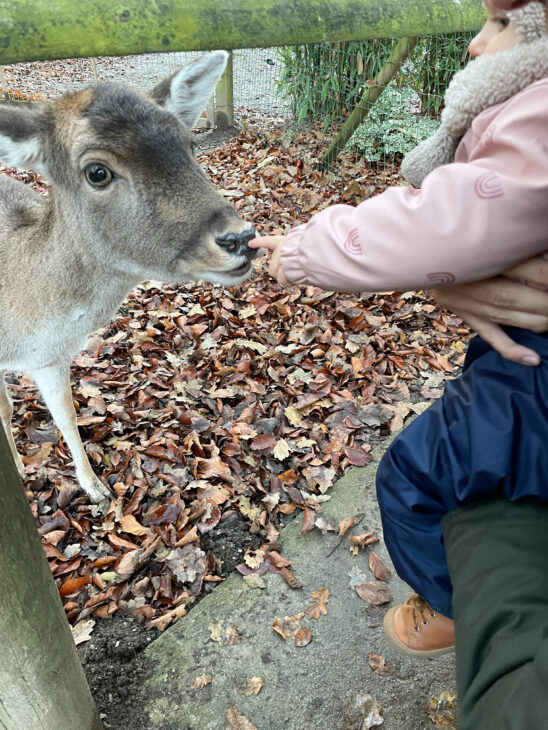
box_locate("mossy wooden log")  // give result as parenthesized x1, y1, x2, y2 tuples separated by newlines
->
(0, 426, 103, 730)
(0, 0, 485, 65)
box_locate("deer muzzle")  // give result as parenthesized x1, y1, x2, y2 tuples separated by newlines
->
(215, 227, 257, 259)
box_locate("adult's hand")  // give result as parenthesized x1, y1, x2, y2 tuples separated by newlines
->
(433, 255, 548, 366)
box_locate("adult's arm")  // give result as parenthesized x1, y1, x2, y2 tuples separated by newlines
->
(433, 254, 548, 365)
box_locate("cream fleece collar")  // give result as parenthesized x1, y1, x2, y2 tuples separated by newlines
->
(401, 1, 548, 187)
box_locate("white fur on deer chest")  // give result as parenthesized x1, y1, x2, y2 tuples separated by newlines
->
(1, 297, 122, 372)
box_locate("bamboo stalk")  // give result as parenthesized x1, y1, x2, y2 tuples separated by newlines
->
(320, 35, 419, 169)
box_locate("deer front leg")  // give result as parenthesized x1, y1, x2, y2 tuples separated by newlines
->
(0, 373, 26, 478)
(31, 364, 111, 504)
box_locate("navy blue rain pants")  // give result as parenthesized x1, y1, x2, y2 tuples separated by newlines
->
(375, 328, 548, 618)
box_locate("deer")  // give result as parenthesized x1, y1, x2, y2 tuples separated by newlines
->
(0, 51, 257, 503)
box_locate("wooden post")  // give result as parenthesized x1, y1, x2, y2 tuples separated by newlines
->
(0, 425, 103, 730)
(215, 50, 234, 130)
(91, 57, 99, 84)
(320, 35, 419, 168)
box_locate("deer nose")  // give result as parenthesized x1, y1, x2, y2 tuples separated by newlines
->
(215, 227, 257, 258)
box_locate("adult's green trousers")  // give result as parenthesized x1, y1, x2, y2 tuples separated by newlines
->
(443, 498, 548, 730)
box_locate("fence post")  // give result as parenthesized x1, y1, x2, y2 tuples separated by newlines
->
(320, 35, 419, 168)
(0, 425, 103, 730)
(215, 50, 234, 130)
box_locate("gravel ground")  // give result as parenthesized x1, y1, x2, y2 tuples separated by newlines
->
(1, 47, 291, 121)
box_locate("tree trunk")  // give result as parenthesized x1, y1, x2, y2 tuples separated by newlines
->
(0, 425, 103, 730)
(1, 0, 485, 66)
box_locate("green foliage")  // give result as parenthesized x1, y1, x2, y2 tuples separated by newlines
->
(405, 32, 474, 115)
(276, 33, 473, 131)
(276, 40, 394, 130)
(347, 84, 440, 162)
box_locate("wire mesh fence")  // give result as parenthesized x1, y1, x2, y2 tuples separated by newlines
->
(1, 34, 473, 171)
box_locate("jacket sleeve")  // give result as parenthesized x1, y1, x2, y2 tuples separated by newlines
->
(279, 83, 548, 293)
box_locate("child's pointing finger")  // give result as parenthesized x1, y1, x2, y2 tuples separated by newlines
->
(249, 235, 285, 250)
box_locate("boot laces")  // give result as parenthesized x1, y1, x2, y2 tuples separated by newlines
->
(405, 594, 436, 632)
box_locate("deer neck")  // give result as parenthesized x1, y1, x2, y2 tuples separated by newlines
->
(43, 191, 143, 317)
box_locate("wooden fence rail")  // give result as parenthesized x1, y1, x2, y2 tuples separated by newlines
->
(1, 0, 485, 66)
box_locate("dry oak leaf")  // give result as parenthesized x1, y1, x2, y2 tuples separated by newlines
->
(191, 673, 212, 690)
(306, 588, 330, 620)
(368, 653, 392, 676)
(209, 621, 242, 646)
(427, 691, 458, 730)
(349, 532, 380, 549)
(244, 549, 266, 570)
(303, 465, 336, 494)
(272, 612, 305, 641)
(354, 581, 393, 606)
(273, 438, 291, 460)
(238, 676, 265, 696)
(71, 619, 95, 646)
(166, 545, 207, 588)
(369, 552, 392, 582)
(284, 405, 302, 426)
(225, 708, 258, 730)
(341, 693, 384, 730)
(243, 574, 267, 589)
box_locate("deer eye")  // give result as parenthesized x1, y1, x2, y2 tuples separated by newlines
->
(84, 163, 114, 188)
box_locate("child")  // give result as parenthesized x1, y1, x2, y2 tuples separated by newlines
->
(251, 1, 548, 657)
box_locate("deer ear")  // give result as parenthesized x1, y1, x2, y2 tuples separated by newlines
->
(152, 51, 228, 128)
(0, 104, 47, 173)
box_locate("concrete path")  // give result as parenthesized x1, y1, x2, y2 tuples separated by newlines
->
(137, 449, 456, 729)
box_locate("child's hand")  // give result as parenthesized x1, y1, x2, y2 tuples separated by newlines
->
(249, 236, 290, 286)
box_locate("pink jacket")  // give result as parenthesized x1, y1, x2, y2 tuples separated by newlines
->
(280, 79, 548, 293)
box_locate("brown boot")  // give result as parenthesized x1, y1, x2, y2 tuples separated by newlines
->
(383, 594, 455, 658)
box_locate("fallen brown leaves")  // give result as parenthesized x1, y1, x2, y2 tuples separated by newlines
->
(272, 587, 330, 647)
(427, 691, 458, 730)
(341, 694, 384, 729)
(4, 121, 470, 631)
(225, 706, 258, 730)
(354, 582, 393, 606)
(369, 552, 391, 582)
(368, 653, 391, 677)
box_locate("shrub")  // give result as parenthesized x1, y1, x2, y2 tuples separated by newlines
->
(346, 84, 440, 162)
